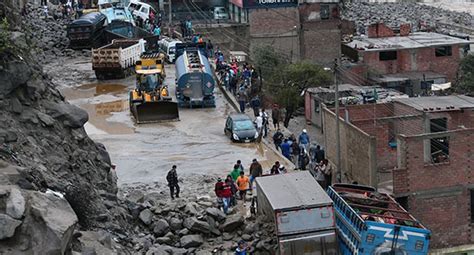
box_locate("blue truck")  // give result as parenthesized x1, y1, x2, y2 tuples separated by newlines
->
(174, 43, 216, 108)
(327, 184, 431, 255)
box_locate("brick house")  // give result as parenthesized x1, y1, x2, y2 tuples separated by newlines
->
(342, 23, 470, 96)
(230, 0, 341, 66)
(321, 95, 474, 251)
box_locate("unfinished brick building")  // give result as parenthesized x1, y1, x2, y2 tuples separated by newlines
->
(230, 0, 341, 65)
(322, 95, 474, 251)
(342, 23, 470, 96)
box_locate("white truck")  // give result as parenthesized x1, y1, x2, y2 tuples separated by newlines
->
(92, 39, 145, 79)
(255, 171, 338, 254)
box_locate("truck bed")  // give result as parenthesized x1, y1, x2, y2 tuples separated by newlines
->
(328, 184, 431, 255)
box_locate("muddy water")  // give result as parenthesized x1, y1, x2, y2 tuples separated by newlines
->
(56, 60, 288, 186)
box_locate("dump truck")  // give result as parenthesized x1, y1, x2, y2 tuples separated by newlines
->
(327, 184, 431, 255)
(255, 171, 339, 254)
(129, 52, 179, 123)
(92, 39, 145, 79)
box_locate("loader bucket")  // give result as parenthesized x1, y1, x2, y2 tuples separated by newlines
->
(131, 101, 179, 123)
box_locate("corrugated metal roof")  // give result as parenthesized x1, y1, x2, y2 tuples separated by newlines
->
(346, 32, 470, 52)
(256, 171, 332, 210)
(394, 95, 474, 112)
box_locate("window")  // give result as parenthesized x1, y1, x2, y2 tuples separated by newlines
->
(429, 118, 449, 163)
(379, 51, 397, 61)
(435, 46, 452, 57)
(471, 190, 474, 223)
(396, 196, 409, 211)
(320, 5, 330, 20)
(314, 99, 320, 113)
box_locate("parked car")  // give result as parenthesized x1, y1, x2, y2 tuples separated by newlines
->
(224, 113, 258, 143)
(213, 6, 229, 20)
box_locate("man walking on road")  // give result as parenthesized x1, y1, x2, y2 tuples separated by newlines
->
(271, 104, 281, 129)
(249, 159, 262, 189)
(166, 165, 180, 200)
(299, 129, 310, 152)
(281, 139, 291, 160)
(238, 90, 247, 113)
(273, 129, 284, 151)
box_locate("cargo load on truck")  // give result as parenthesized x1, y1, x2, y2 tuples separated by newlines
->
(129, 52, 179, 123)
(175, 42, 215, 108)
(103, 20, 159, 50)
(255, 171, 338, 255)
(92, 39, 145, 79)
(67, 12, 107, 49)
(327, 184, 431, 255)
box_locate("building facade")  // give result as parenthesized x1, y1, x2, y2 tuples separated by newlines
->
(321, 95, 474, 251)
(342, 23, 470, 96)
(230, 0, 341, 66)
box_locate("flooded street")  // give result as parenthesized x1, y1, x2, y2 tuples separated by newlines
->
(48, 56, 285, 186)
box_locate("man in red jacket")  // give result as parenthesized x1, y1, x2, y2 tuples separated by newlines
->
(215, 178, 232, 214)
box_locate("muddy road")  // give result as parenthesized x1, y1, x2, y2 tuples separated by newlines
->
(48, 56, 285, 185)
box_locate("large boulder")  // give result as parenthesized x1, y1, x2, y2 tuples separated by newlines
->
(169, 217, 183, 231)
(139, 209, 153, 225)
(44, 101, 88, 128)
(180, 234, 204, 248)
(220, 215, 244, 232)
(0, 213, 22, 240)
(183, 217, 211, 234)
(153, 219, 170, 237)
(206, 207, 226, 222)
(6, 187, 26, 219)
(0, 60, 32, 96)
(22, 191, 78, 254)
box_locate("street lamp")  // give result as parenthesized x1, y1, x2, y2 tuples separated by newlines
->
(324, 61, 341, 183)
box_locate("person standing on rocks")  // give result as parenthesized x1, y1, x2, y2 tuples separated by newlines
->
(225, 175, 238, 206)
(166, 165, 180, 200)
(236, 171, 250, 201)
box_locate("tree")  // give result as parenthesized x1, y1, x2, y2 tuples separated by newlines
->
(251, 46, 287, 79)
(269, 61, 332, 127)
(459, 54, 474, 95)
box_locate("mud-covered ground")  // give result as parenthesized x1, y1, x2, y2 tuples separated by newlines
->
(45, 56, 286, 186)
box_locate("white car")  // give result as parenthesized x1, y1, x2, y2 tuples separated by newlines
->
(213, 6, 229, 20)
(128, 0, 157, 22)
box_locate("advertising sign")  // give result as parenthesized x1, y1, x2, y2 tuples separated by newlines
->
(231, 0, 297, 8)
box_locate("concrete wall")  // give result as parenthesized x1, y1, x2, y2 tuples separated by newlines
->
(394, 129, 474, 248)
(322, 106, 377, 185)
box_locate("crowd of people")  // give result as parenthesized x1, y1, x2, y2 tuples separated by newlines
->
(135, 10, 163, 37)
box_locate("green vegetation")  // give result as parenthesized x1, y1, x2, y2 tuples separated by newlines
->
(459, 54, 474, 95)
(252, 46, 332, 127)
(0, 17, 11, 53)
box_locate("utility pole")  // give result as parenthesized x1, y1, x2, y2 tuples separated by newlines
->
(334, 59, 342, 183)
(168, 0, 172, 36)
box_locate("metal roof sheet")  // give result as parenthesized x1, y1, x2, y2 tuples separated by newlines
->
(394, 95, 474, 112)
(346, 32, 470, 52)
(256, 171, 333, 210)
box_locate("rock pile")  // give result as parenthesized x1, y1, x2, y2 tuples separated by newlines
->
(342, 2, 473, 34)
(19, 4, 89, 64)
(119, 179, 278, 255)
